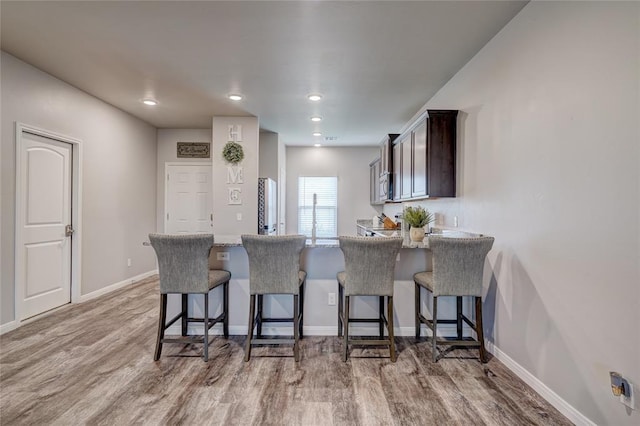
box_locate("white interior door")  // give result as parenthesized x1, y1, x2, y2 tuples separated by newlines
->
(165, 164, 212, 233)
(18, 132, 72, 319)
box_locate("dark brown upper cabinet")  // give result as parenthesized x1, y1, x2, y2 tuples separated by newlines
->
(378, 134, 399, 201)
(393, 110, 458, 200)
(400, 133, 412, 199)
(392, 141, 402, 202)
(369, 157, 382, 205)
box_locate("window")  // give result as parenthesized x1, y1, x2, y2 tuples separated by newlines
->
(298, 176, 338, 238)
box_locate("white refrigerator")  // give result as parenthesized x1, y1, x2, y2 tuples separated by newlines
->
(258, 178, 277, 235)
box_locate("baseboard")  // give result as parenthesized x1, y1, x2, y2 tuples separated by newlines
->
(2, 270, 159, 336)
(485, 341, 595, 426)
(166, 323, 464, 337)
(0, 321, 18, 335)
(78, 269, 158, 303)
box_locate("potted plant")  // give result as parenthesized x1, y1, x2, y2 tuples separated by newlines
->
(403, 206, 434, 242)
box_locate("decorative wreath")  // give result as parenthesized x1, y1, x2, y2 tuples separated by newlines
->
(222, 141, 244, 164)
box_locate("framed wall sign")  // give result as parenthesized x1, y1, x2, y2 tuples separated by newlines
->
(177, 142, 210, 158)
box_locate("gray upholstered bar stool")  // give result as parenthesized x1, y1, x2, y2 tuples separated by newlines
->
(241, 234, 307, 362)
(149, 233, 231, 362)
(414, 235, 494, 362)
(337, 236, 403, 362)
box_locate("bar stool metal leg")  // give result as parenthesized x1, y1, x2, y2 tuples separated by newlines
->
(293, 294, 300, 362)
(154, 294, 167, 361)
(223, 281, 229, 338)
(299, 281, 305, 339)
(456, 296, 463, 340)
(338, 284, 344, 337)
(476, 297, 487, 363)
(181, 294, 189, 336)
(245, 294, 256, 362)
(432, 295, 438, 362)
(388, 295, 396, 362)
(203, 293, 209, 362)
(378, 296, 384, 338)
(415, 283, 421, 338)
(343, 295, 350, 362)
(257, 295, 264, 338)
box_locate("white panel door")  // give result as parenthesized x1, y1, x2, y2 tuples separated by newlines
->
(166, 164, 212, 233)
(19, 133, 72, 319)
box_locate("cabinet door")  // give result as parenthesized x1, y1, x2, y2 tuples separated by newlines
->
(379, 139, 388, 201)
(370, 159, 381, 205)
(380, 141, 388, 175)
(392, 142, 402, 201)
(412, 120, 427, 198)
(426, 110, 457, 197)
(400, 135, 412, 199)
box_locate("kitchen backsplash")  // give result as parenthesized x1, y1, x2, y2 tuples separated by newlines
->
(382, 198, 462, 229)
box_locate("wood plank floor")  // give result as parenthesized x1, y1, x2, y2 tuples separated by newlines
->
(0, 276, 571, 425)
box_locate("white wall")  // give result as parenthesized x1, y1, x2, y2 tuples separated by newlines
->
(387, 3, 638, 424)
(286, 146, 380, 236)
(1, 52, 158, 325)
(211, 116, 259, 236)
(156, 129, 212, 232)
(258, 131, 279, 181)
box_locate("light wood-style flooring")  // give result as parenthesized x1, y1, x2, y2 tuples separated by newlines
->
(0, 276, 571, 425)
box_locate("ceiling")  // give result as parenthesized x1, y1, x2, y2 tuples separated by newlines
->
(1, 1, 527, 146)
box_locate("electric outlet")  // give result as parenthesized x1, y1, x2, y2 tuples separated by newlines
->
(621, 381, 636, 410)
(216, 252, 230, 261)
(396, 253, 400, 262)
(236, 213, 242, 221)
(328, 292, 336, 306)
(127, 258, 131, 267)
(453, 216, 459, 227)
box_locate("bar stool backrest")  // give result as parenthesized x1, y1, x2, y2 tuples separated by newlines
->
(241, 234, 306, 295)
(149, 233, 214, 294)
(338, 236, 403, 296)
(428, 236, 495, 297)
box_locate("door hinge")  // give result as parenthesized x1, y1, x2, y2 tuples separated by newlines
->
(167, 174, 170, 181)
(167, 213, 169, 220)
(65, 224, 74, 237)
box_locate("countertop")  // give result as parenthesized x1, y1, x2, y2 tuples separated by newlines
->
(212, 235, 341, 248)
(213, 227, 482, 249)
(356, 219, 485, 248)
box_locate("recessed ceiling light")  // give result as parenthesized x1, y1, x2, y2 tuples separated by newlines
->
(228, 94, 243, 101)
(310, 116, 322, 122)
(142, 99, 158, 106)
(312, 132, 322, 137)
(307, 94, 323, 102)
(314, 143, 322, 147)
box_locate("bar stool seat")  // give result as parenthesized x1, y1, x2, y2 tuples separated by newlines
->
(242, 234, 307, 362)
(415, 235, 494, 362)
(337, 236, 403, 362)
(149, 233, 231, 362)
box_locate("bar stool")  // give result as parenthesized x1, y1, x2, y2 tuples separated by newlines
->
(414, 235, 494, 362)
(149, 233, 231, 362)
(241, 234, 307, 362)
(337, 236, 403, 362)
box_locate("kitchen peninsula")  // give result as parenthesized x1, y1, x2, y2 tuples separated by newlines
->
(192, 228, 484, 339)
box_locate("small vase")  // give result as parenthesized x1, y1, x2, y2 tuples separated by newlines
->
(409, 226, 425, 242)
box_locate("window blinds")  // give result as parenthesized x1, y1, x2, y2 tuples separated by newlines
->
(298, 176, 338, 238)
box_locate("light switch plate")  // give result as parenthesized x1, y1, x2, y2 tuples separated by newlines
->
(328, 293, 336, 306)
